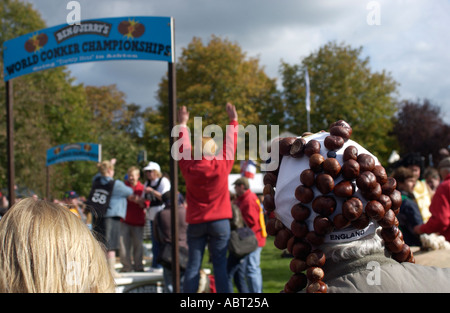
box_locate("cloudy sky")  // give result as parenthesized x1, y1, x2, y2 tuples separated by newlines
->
(25, 0, 450, 123)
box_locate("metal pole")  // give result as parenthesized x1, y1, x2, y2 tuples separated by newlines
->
(168, 17, 180, 293)
(6, 80, 15, 207)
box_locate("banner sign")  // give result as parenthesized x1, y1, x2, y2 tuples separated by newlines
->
(3, 16, 174, 81)
(46, 143, 101, 166)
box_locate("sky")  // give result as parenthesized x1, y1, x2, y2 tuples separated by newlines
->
(24, 0, 450, 124)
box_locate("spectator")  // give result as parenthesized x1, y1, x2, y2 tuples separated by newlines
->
(227, 195, 249, 293)
(154, 192, 188, 292)
(414, 157, 450, 242)
(86, 158, 133, 278)
(232, 177, 267, 293)
(142, 161, 171, 272)
(63, 190, 87, 223)
(177, 102, 238, 293)
(391, 167, 423, 246)
(271, 127, 450, 293)
(0, 198, 115, 292)
(423, 167, 441, 197)
(400, 153, 432, 223)
(119, 166, 149, 272)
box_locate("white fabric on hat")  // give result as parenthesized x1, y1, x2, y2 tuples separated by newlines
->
(274, 131, 381, 244)
(143, 161, 161, 173)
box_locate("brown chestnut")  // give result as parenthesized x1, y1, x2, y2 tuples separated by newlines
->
(313, 216, 334, 235)
(266, 218, 284, 236)
(306, 249, 326, 267)
(333, 213, 351, 229)
(343, 145, 358, 161)
(292, 241, 312, 259)
(263, 184, 275, 197)
(361, 182, 382, 200)
(312, 196, 337, 217)
(323, 158, 342, 178)
(291, 203, 311, 221)
(291, 220, 309, 238)
(357, 154, 375, 172)
(324, 135, 345, 150)
(290, 137, 306, 158)
(342, 197, 363, 221)
(290, 258, 307, 273)
(334, 180, 355, 198)
(365, 200, 386, 221)
(309, 153, 325, 173)
(392, 244, 411, 263)
(263, 172, 278, 187)
(378, 194, 392, 212)
(386, 236, 405, 253)
(295, 185, 314, 203)
(389, 189, 402, 210)
(381, 177, 397, 195)
(304, 140, 321, 157)
(263, 193, 275, 211)
(380, 225, 400, 242)
(274, 228, 292, 250)
(356, 171, 377, 191)
(316, 173, 335, 194)
(330, 125, 351, 140)
(351, 212, 370, 229)
(285, 273, 307, 293)
(378, 209, 396, 228)
(306, 280, 328, 293)
(279, 137, 297, 156)
(306, 231, 325, 246)
(342, 159, 360, 180)
(300, 169, 316, 187)
(373, 165, 388, 185)
(330, 120, 352, 135)
(306, 267, 325, 282)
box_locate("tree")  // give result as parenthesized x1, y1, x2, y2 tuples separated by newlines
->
(148, 35, 281, 185)
(280, 41, 399, 163)
(392, 98, 450, 167)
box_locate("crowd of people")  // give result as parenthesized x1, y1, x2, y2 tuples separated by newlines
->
(1, 101, 450, 293)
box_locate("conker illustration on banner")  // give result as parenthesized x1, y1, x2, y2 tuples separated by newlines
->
(263, 120, 414, 293)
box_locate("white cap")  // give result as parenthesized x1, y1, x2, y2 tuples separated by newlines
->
(143, 161, 161, 173)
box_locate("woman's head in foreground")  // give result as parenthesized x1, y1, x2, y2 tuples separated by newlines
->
(0, 198, 115, 293)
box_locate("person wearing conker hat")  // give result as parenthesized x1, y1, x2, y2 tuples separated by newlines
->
(263, 121, 450, 293)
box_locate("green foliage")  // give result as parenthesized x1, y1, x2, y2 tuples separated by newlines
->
(280, 41, 400, 164)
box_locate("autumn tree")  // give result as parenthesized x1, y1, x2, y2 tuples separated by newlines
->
(280, 41, 399, 163)
(147, 35, 282, 181)
(392, 99, 450, 167)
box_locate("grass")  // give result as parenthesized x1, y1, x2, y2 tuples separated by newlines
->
(201, 236, 293, 293)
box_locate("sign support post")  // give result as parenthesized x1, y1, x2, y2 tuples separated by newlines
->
(6, 80, 15, 206)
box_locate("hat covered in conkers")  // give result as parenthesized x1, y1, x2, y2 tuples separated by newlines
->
(263, 120, 414, 293)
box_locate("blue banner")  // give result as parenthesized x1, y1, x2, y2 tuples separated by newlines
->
(46, 143, 101, 166)
(3, 16, 174, 81)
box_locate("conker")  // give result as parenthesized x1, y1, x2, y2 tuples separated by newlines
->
(274, 228, 292, 250)
(306, 280, 328, 293)
(381, 177, 397, 195)
(323, 158, 341, 178)
(334, 180, 355, 198)
(266, 218, 284, 236)
(342, 197, 363, 221)
(351, 213, 370, 229)
(365, 200, 385, 221)
(333, 214, 351, 229)
(263, 172, 277, 187)
(356, 171, 377, 192)
(309, 153, 325, 173)
(378, 209, 396, 228)
(306, 231, 325, 246)
(316, 173, 335, 194)
(357, 154, 375, 172)
(291, 203, 311, 221)
(304, 140, 321, 157)
(306, 267, 325, 282)
(306, 249, 326, 267)
(313, 216, 334, 235)
(330, 125, 351, 140)
(343, 145, 358, 161)
(291, 220, 309, 238)
(324, 135, 345, 151)
(290, 138, 306, 158)
(342, 159, 360, 180)
(290, 258, 307, 273)
(312, 196, 337, 217)
(373, 165, 388, 185)
(295, 185, 314, 203)
(279, 137, 297, 156)
(300, 169, 316, 187)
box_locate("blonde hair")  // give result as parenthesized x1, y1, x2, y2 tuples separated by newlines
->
(98, 160, 114, 176)
(0, 198, 115, 293)
(127, 166, 140, 176)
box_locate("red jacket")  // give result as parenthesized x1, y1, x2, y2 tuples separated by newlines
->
(236, 189, 267, 247)
(178, 120, 238, 224)
(122, 181, 148, 226)
(420, 174, 450, 241)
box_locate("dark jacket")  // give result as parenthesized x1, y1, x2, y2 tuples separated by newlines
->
(397, 190, 423, 246)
